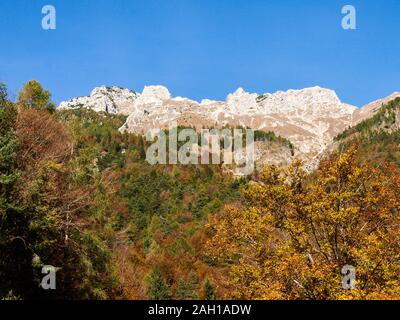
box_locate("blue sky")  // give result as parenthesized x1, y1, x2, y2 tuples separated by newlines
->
(0, 0, 399, 106)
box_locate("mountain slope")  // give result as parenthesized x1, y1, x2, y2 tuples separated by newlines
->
(59, 85, 357, 160)
(352, 92, 400, 125)
(334, 97, 400, 166)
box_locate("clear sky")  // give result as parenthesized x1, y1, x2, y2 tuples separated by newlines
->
(0, 0, 399, 107)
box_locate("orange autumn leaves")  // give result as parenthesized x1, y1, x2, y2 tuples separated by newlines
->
(205, 150, 400, 300)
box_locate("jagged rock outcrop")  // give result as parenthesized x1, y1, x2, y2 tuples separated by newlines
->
(58, 85, 397, 163)
(117, 85, 356, 158)
(58, 86, 138, 115)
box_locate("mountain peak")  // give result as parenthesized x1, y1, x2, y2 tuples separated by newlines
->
(58, 84, 358, 157)
(59, 85, 138, 115)
(226, 87, 258, 113)
(141, 85, 171, 100)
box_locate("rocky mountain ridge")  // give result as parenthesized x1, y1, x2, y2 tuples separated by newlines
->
(58, 85, 398, 162)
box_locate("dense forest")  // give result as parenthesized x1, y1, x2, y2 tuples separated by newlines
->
(0, 81, 399, 300)
(335, 97, 400, 166)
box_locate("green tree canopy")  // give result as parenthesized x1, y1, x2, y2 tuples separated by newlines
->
(203, 278, 216, 300)
(18, 80, 55, 113)
(147, 267, 171, 300)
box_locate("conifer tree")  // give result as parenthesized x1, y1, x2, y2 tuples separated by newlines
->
(138, 135, 146, 160)
(0, 83, 33, 298)
(147, 267, 171, 300)
(203, 279, 216, 300)
(175, 279, 190, 300)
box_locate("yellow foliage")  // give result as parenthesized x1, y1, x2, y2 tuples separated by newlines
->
(205, 149, 400, 300)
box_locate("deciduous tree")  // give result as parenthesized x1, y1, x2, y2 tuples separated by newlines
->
(206, 150, 400, 299)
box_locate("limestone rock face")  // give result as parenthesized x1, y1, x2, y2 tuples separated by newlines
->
(226, 88, 259, 114)
(58, 84, 398, 164)
(139, 85, 171, 103)
(58, 86, 138, 115)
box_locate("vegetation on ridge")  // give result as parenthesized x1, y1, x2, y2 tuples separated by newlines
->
(0, 81, 399, 300)
(335, 97, 400, 167)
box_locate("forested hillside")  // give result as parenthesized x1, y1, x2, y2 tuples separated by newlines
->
(335, 97, 400, 166)
(1, 81, 399, 300)
(0, 81, 244, 299)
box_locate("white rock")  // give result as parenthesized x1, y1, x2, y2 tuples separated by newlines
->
(141, 85, 171, 101)
(58, 84, 364, 161)
(226, 88, 259, 114)
(58, 86, 138, 115)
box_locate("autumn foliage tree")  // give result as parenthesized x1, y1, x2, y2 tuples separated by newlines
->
(18, 80, 55, 113)
(206, 149, 400, 300)
(1, 82, 118, 299)
(4, 79, 399, 301)
(14, 109, 119, 299)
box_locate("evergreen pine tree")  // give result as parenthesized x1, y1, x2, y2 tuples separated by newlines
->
(203, 278, 216, 300)
(147, 267, 171, 300)
(187, 270, 200, 299)
(138, 135, 146, 160)
(175, 279, 190, 300)
(0, 83, 34, 299)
